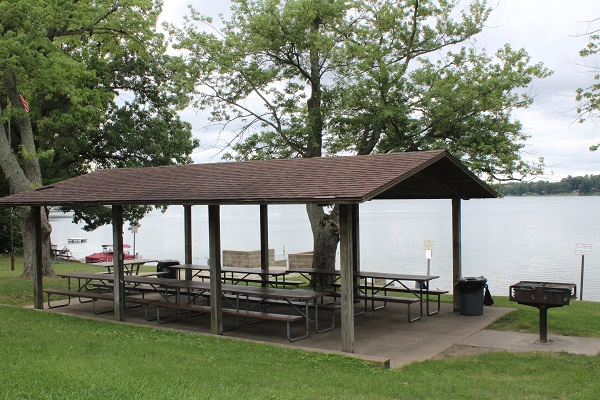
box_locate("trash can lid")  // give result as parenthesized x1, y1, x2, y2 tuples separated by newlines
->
(458, 276, 487, 283)
(455, 276, 487, 291)
(157, 259, 180, 266)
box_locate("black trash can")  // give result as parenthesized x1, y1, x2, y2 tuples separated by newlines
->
(157, 259, 180, 279)
(455, 276, 487, 316)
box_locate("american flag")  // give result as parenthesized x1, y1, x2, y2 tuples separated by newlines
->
(19, 94, 29, 112)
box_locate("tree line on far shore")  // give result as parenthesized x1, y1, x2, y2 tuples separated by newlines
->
(497, 175, 600, 196)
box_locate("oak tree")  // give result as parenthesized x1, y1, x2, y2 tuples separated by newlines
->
(169, 0, 550, 270)
(0, 0, 198, 275)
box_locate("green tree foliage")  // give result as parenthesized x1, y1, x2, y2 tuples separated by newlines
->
(576, 18, 600, 150)
(0, 180, 22, 254)
(0, 208, 21, 254)
(497, 175, 600, 196)
(169, 0, 550, 269)
(0, 0, 199, 274)
(170, 0, 549, 179)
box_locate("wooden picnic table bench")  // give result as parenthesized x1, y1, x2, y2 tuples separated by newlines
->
(151, 300, 305, 341)
(43, 288, 158, 320)
(134, 277, 330, 341)
(49, 272, 334, 341)
(220, 277, 304, 288)
(363, 285, 448, 316)
(287, 267, 441, 322)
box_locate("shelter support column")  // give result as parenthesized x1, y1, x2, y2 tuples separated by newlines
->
(32, 206, 43, 309)
(208, 205, 223, 335)
(184, 205, 192, 280)
(352, 204, 360, 297)
(339, 203, 356, 353)
(112, 205, 125, 321)
(452, 198, 462, 312)
(260, 205, 269, 288)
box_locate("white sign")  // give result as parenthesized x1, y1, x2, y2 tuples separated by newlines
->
(576, 243, 592, 256)
(423, 240, 434, 250)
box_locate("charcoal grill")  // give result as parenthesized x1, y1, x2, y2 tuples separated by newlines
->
(509, 281, 577, 343)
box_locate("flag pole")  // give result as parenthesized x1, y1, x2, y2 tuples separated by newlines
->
(6, 96, 15, 270)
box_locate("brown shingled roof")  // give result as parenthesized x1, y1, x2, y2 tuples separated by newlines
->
(0, 150, 496, 207)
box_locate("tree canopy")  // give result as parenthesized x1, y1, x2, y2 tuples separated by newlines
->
(576, 17, 600, 150)
(168, 0, 551, 269)
(169, 0, 550, 180)
(497, 174, 600, 196)
(0, 0, 199, 274)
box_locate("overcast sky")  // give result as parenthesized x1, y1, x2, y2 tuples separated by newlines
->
(158, 0, 600, 181)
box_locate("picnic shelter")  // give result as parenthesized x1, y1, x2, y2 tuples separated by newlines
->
(0, 150, 497, 353)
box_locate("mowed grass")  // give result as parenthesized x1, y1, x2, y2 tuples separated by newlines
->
(1, 256, 599, 399)
(1, 306, 599, 399)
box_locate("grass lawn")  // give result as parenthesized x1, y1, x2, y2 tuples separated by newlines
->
(1, 256, 599, 399)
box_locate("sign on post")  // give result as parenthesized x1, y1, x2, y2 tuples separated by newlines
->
(576, 243, 592, 256)
(424, 240, 434, 260)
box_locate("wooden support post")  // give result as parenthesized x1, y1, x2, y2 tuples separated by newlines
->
(208, 205, 223, 335)
(32, 206, 43, 310)
(452, 198, 462, 312)
(184, 205, 192, 280)
(112, 205, 125, 321)
(260, 205, 269, 288)
(351, 203, 360, 297)
(339, 203, 355, 353)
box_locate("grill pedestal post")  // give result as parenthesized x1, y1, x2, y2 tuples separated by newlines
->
(509, 281, 577, 346)
(539, 307, 548, 344)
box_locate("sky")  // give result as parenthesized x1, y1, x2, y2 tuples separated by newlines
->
(157, 0, 600, 181)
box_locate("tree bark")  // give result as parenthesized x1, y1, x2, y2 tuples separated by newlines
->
(20, 207, 54, 277)
(1, 70, 55, 276)
(303, 16, 341, 276)
(306, 204, 339, 283)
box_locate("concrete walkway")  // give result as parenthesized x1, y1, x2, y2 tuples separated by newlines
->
(40, 300, 600, 368)
(458, 329, 600, 356)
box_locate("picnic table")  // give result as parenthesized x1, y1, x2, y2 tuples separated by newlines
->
(50, 245, 73, 263)
(94, 258, 158, 275)
(125, 275, 334, 340)
(44, 271, 164, 316)
(286, 268, 444, 322)
(171, 264, 300, 288)
(45, 272, 334, 341)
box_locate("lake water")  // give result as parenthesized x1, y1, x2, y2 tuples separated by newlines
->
(49, 196, 600, 301)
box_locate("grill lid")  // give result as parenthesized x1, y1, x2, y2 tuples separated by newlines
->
(509, 281, 577, 307)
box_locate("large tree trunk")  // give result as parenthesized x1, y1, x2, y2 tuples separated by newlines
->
(20, 207, 54, 277)
(1, 70, 55, 276)
(306, 204, 339, 285)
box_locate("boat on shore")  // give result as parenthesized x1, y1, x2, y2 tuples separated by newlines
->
(67, 237, 87, 243)
(85, 244, 135, 263)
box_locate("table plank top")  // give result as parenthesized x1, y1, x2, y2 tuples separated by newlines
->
(175, 264, 289, 276)
(93, 258, 158, 268)
(58, 271, 115, 280)
(125, 275, 325, 300)
(58, 272, 328, 301)
(287, 267, 438, 282)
